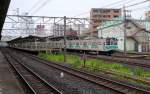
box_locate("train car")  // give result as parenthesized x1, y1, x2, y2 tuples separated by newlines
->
(8, 37, 118, 54)
(65, 38, 118, 53)
(47, 38, 118, 52)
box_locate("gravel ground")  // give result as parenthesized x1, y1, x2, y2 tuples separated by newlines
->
(12, 51, 121, 94)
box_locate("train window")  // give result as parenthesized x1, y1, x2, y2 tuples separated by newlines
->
(76, 42, 79, 46)
(83, 42, 88, 46)
(110, 39, 113, 45)
(106, 38, 110, 45)
(92, 42, 96, 45)
(69, 42, 72, 47)
(98, 42, 102, 45)
(106, 38, 118, 45)
(79, 42, 82, 45)
(114, 39, 118, 45)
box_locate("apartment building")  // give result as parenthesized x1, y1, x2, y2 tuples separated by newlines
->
(90, 8, 121, 36)
(53, 24, 78, 37)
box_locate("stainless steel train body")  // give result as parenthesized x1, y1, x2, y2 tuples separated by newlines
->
(10, 38, 118, 52)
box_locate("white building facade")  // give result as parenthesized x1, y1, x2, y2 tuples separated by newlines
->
(98, 18, 150, 52)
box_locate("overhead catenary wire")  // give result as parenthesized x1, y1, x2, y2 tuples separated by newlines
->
(72, 0, 135, 18)
(111, 0, 138, 8)
(30, 0, 53, 15)
(130, 5, 149, 11)
(125, 0, 149, 8)
(28, 0, 43, 14)
(124, 0, 150, 19)
(102, 0, 131, 8)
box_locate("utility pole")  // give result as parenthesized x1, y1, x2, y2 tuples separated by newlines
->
(123, 6, 127, 56)
(64, 16, 67, 62)
(123, 6, 131, 56)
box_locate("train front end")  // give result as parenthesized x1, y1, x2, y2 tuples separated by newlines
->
(103, 38, 118, 52)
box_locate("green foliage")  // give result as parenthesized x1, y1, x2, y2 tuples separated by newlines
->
(38, 53, 150, 78)
(39, 53, 64, 62)
(133, 67, 150, 77)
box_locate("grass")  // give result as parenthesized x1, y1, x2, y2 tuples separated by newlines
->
(38, 53, 150, 79)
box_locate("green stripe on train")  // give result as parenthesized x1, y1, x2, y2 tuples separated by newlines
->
(105, 45, 118, 49)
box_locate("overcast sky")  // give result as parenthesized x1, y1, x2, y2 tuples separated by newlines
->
(2, 0, 150, 40)
(8, 0, 150, 18)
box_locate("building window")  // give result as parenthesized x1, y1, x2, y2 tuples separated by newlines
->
(93, 9, 98, 12)
(102, 10, 110, 13)
(103, 15, 106, 18)
(106, 15, 111, 18)
(114, 15, 119, 18)
(93, 15, 97, 18)
(114, 10, 120, 13)
(99, 15, 102, 18)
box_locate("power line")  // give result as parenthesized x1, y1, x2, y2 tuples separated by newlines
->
(28, 0, 43, 14)
(30, 0, 53, 15)
(126, 0, 149, 8)
(111, 0, 138, 8)
(73, 0, 132, 17)
(72, 11, 89, 18)
(130, 6, 149, 11)
(102, 0, 130, 8)
(73, 0, 150, 18)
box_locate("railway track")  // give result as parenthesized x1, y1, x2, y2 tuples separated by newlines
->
(2, 50, 62, 94)
(98, 55, 150, 69)
(68, 52, 150, 69)
(12, 49, 150, 94)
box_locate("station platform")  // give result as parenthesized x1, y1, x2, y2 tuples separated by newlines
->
(0, 51, 25, 94)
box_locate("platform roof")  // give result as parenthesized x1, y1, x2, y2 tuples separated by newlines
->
(0, 0, 11, 40)
(8, 35, 79, 43)
(7, 35, 48, 43)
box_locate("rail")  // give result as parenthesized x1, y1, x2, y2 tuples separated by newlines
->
(2, 50, 62, 94)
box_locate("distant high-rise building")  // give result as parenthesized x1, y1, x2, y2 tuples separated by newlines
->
(52, 24, 78, 37)
(35, 25, 46, 37)
(90, 8, 121, 36)
(53, 24, 66, 37)
(72, 24, 87, 36)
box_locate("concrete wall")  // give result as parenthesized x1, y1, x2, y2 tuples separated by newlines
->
(126, 38, 136, 51)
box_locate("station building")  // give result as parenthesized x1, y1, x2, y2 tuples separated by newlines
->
(97, 17, 150, 52)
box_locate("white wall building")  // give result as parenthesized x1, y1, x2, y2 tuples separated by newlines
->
(98, 17, 150, 52)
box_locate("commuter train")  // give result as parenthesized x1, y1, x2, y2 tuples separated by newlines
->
(9, 37, 118, 54)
